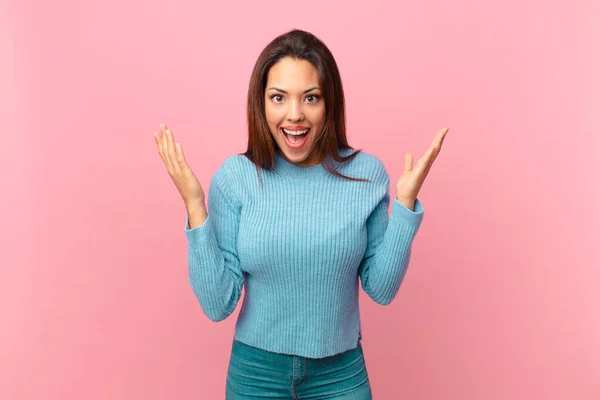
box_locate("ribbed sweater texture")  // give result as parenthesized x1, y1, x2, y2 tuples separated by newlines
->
(184, 149, 424, 358)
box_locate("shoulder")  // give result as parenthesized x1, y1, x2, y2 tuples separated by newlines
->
(349, 150, 386, 169)
(340, 149, 389, 184)
(213, 154, 254, 180)
(218, 153, 248, 170)
(210, 154, 255, 202)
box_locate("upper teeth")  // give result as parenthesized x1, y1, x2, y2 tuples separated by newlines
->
(283, 128, 309, 135)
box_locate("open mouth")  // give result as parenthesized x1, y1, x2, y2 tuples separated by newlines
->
(280, 127, 310, 148)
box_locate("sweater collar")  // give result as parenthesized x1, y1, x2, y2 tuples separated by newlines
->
(274, 152, 330, 179)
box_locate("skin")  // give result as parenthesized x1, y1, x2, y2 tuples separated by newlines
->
(262, 57, 450, 209)
(264, 57, 326, 167)
(395, 126, 449, 211)
(153, 57, 449, 214)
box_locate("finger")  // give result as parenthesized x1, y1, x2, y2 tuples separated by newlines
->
(413, 128, 447, 176)
(414, 155, 427, 174)
(421, 136, 442, 168)
(153, 131, 161, 150)
(159, 124, 168, 155)
(166, 129, 182, 175)
(404, 153, 413, 172)
(422, 144, 442, 176)
(414, 156, 431, 181)
(154, 130, 170, 165)
(427, 129, 445, 155)
(422, 155, 435, 176)
(416, 146, 433, 167)
(430, 129, 446, 162)
(160, 123, 167, 146)
(434, 127, 449, 148)
(153, 131, 166, 162)
(161, 124, 175, 172)
(175, 142, 188, 169)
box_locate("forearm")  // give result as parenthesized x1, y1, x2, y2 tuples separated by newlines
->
(183, 162, 245, 322)
(360, 221, 418, 305)
(188, 241, 243, 322)
(359, 198, 424, 305)
(185, 212, 244, 322)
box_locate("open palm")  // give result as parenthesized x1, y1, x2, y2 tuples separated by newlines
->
(395, 127, 449, 208)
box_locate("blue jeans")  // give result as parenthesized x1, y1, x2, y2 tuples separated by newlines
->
(226, 339, 373, 399)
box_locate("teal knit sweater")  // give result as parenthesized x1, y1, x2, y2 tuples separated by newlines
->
(184, 149, 424, 358)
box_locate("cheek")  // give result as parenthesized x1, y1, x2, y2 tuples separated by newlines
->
(265, 105, 280, 125)
(309, 107, 326, 126)
(264, 109, 279, 138)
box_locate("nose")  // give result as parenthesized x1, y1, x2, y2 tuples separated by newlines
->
(286, 99, 304, 121)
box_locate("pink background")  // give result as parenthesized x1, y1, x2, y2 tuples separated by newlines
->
(2, 0, 599, 399)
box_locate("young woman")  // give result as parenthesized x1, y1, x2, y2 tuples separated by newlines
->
(154, 29, 448, 400)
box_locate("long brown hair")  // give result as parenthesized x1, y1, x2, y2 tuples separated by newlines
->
(241, 29, 371, 184)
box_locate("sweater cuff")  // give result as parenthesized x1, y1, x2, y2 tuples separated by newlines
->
(390, 197, 424, 227)
(184, 214, 214, 248)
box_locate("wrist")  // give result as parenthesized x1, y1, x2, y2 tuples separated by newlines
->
(184, 198, 206, 212)
(395, 196, 415, 211)
(185, 201, 208, 229)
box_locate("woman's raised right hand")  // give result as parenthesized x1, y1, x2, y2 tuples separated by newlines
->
(154, 124, 205, 207)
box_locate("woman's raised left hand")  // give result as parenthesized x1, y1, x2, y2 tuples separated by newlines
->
(395, 127, 449, 211)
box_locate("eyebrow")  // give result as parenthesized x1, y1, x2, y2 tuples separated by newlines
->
(267, 86, 320, 94)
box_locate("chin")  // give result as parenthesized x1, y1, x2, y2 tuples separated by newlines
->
(282, 148, 321, 167)
(283, 149, 309, 160)
(282, 150, 308, 161)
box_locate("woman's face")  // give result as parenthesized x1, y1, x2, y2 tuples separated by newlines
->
(265, 57, 326, 167)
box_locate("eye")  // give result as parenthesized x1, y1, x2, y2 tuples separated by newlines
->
(270, 94, 284, 103)
(305, 95, 321, 103)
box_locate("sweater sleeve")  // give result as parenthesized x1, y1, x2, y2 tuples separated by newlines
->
(358, 164, 425, 305)
(184, 163, 244, 322)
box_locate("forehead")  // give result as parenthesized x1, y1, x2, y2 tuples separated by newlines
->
(266, 57, 320, 89)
